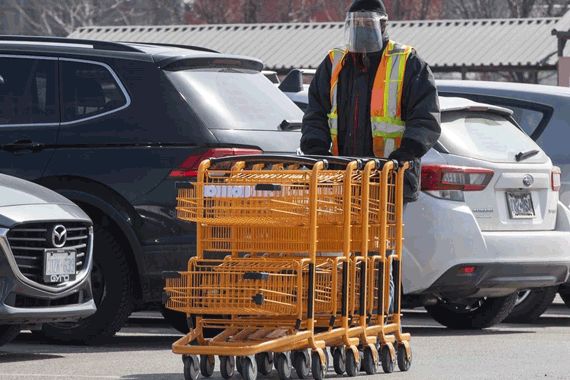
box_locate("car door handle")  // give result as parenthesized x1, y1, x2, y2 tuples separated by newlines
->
(3, 140, 44, 153)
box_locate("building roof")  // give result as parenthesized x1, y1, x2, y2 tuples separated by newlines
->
(69, 16, 565, 72)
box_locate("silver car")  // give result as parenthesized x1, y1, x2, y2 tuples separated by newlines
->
(0, 174, 95, 346)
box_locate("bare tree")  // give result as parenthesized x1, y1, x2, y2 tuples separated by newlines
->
(190, 0, 233, 23)
(6, 0, 186, 36)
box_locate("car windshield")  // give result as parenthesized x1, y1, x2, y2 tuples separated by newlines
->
(165, 68, 303, 130)
(440, 111, 546, 163)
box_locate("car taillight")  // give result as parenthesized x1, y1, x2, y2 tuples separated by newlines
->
(421, 165, 494, 201)
(552, 166, 561, 192)
(169, 148, 262, 178)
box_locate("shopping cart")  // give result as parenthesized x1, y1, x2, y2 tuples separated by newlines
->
(164, 154, 411, 380)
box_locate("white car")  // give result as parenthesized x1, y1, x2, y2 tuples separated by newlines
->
(290, 90, 570, 328)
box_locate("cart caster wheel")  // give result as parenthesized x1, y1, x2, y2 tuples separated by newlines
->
(397, 344, 412, 372)
(276, 352, 292, 380)
(332, 347, 346, 375)
(256, 352, 273, 376)
(362, 347, 377, 375)
(236, 356, 244, 376)
(380, 345, 395, 374)
(311, 351, 326, 380)
(183, 355, 200, 380)
(293, 350, 310, 379)
(345, 349, 359, 377)
(199, 355, 215, 378)
(220, 356, 235, 379)
(240, 356, 258, 380)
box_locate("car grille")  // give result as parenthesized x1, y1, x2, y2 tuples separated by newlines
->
(6, 222, 91, 285)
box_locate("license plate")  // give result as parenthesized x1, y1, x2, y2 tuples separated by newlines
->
(506, 192, 535, 219)
(44, 249, 76, 283)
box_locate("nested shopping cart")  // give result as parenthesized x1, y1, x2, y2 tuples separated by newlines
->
(164, 154, 411, 380)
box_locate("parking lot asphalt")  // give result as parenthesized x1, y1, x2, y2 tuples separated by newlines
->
(1, 299, 570, 380)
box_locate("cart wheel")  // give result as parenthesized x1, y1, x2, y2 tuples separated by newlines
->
(236, 356, 244, 376)
(183, 355, 200, 380)
(345, 349, 358, 377)
(200, 355, 215, 378)
(256, 352, 273, 376)
(220, 356, 235, 379)
(276, 353, 292, 380)
(397, 344, 412, 372)
(293, 350, 310, 379)
(362, 347, 377, 375)
(311, 351, 326, 380)
(332, 347, 346, 375)
(380, 345, 395, 374)
(241, 356, 258, 380)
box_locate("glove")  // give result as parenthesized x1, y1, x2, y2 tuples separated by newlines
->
(388, 149, 416, 163)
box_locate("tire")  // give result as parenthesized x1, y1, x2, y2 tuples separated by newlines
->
(276, 353, 292, 380)
(332, 347, 346, 375)
(362, 346, 377, 375)
(220, 356, 235, 379)
(183, 355, 200, 380)
(161, 307, 190, 334)
(241, 356, 258, 380)
(380, 344, 394, 374)
(345, 349, 358, 377)
(396, 344, 412, 372)
(505, 287, 558, 323)
(293, 350, 310, 379)
(42, 227, 134, 344)
(0, 325, 20, 346)
(425, 293, 518, 329)
(311, 351, 326, 380)
(255, 352, 273, 376)
(200, 355, 215, 377)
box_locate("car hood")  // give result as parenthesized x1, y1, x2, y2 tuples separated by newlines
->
(0, 174, 75, 208)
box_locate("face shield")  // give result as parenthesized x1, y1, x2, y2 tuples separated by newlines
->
(344, 11, 386, 53)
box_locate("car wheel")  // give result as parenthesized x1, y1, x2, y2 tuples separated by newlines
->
(425, 293, 518, 329)
(41, 227, 134, 344)
(504, 287, 558, 323)
(0, 325, 20, 346)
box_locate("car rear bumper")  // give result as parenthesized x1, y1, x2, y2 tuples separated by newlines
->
(404, 195, 570, 296)
(425, 262, 569, 299)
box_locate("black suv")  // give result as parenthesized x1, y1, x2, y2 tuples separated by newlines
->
(0, 36, 303, 343)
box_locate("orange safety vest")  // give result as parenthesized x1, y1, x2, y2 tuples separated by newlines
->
(327, 40, 413, 157)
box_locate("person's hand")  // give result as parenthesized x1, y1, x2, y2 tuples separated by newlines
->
(388, 149, 416, 163)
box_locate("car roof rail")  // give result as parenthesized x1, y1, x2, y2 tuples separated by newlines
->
(0, 35, 142, 53)
(124, 42, 219, 54)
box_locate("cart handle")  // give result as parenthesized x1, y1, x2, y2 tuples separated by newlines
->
(302, 155, 364, 169)
(209, 154, 328, 169)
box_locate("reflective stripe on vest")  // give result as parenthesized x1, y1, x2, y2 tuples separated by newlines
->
(327, 41, 413, 157)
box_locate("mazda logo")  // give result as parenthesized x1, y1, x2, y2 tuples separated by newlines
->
(51, 225, 67, 248)
(523, 175, 534, 187)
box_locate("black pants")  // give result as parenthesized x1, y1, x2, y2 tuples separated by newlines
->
(388, 203, 407, 314)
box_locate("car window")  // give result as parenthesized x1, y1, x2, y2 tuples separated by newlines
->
(0, 57, 58, 125)
(502, 104, 544, 136)
(165, 68, 303, 130)
(61, 61, 127, 123)
(440, 111, 545, 163)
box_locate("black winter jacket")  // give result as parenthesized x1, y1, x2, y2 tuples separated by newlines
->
(301, 40, 441, 201)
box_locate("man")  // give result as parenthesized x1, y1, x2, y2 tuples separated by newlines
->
(301, 0, 441, 312)
(301, 0, 441, 203)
